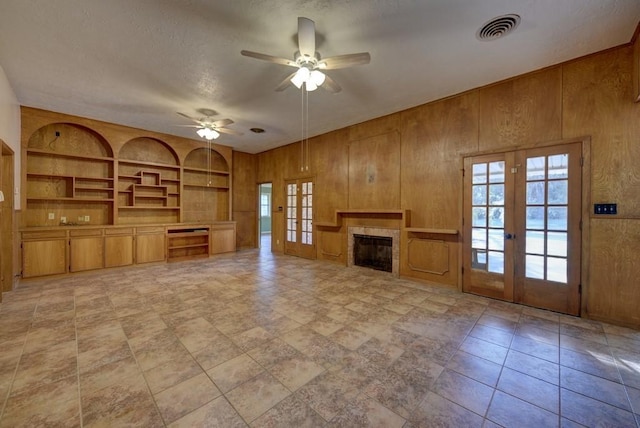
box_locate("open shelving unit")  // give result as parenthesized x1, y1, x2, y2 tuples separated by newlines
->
(166, 226, 210, 262)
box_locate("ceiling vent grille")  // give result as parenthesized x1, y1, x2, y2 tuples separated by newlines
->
(477, 14, 521, 41)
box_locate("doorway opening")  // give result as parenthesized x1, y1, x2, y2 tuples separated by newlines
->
(258, 183, 272, 251)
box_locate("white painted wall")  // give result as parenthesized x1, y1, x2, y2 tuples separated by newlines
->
(0, 65, 21, 210)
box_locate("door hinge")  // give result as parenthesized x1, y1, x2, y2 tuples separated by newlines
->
(461, 266, 464, 275)
(578, 284, 582, 294)
(580, 157, 584, 167)
(462, 169, 465, 177)
(579, 219, 582, 231)
(511, 167, 518, 174)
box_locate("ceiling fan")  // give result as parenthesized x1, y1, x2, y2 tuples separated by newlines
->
(177, 112, 243, 140)
(241, 17, 370, 93)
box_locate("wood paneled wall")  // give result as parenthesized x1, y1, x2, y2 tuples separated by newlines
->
(232, 151, 257, 248)
(236, 38, 640, 328)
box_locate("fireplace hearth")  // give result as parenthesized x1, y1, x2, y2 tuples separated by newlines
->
(353, 234, 393, 272)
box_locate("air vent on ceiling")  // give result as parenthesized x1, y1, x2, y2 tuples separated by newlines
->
(476, 14, 521, 41)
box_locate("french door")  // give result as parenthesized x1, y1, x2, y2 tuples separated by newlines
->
(284, 178, 315, 259)
(463, 143, 582, 315)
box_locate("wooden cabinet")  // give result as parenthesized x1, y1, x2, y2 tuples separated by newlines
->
(135, 227, 166, 264)
(105, 228, 134, 268)
(69, 230, 104, 272)
(210, 223, 236, 254)
(22, 238, 67, 278)
(167, 226, 210, 262)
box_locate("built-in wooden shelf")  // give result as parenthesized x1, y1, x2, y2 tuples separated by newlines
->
(405, 227, 458, 235)
(166, 226, 210, 262)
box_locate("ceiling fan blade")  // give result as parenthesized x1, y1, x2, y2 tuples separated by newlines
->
(175, 125, 202, 128)
(211, 118, 233, 127)
(241, 50, 296, 67)
(318, 52, 371, 70)
(217, 128, 243, 136)
(275, 71, 298, 91)
(321, 74, 341, 93)
(298, 17, 316, 57)
(177, 112, 203, 125)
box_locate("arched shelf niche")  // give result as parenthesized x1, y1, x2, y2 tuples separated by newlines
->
(116, 137, 181, 224)
(182, 147, 231, 223)
(27, 122, 114, 158)
(24, 123, 115, 227)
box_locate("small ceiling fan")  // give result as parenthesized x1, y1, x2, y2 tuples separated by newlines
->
(177, 111, 243, 140)
(241, 17, 370, 93)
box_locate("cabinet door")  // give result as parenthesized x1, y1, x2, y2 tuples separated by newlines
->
(70, 237, 104, 272)
(210, 226, 236, 254)
(22, 239, 67, 278)
(136, 233, 165, 263)
(105, 235, 134, 268)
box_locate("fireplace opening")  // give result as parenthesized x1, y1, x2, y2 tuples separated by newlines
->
(353, 234, 393, 273)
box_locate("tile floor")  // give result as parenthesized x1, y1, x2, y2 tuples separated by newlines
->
(0, 246, 639, 427)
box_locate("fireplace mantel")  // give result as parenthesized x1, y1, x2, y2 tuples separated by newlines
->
(315, 209, 411, 228)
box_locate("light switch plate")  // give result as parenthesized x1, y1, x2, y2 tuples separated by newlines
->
(48, 212, 55, 220)
(84, 215, 90, 222)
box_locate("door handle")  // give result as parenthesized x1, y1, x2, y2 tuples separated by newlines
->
(504, 233, 515, 240)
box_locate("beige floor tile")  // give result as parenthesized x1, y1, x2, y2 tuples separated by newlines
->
(206, 353, 264, 393)
(168, 396, 246, 427)
(225, 371, 290, 422)
(154, 373, 221, 424)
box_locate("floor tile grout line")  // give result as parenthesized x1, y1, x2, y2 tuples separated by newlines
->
(73, 294, 84, 428)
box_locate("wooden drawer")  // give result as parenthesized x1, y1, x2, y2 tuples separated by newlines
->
(69, 229, 103, 237)
(22, 230, 67, 240)
(105, 227, 134, 235)
(136, 226, 165, 234)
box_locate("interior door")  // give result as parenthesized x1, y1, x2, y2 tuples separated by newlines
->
(284, 178, 315, 259)
(463, 143, 582, 315)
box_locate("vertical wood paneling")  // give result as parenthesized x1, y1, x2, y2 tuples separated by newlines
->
(563, 46, 640, 217)
(232, 151, 257, 248)
(400, 93, 478, 229)
(479, 67, 562, 151)
(348, 131, 400, 209)
(589, 219, 640, 327)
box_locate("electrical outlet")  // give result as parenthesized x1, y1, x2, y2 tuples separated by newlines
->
(60, 216, 67, 224)
(78, 216, 84, 222)
(48, 212, 55, 220)
(84, 215, 90, 222)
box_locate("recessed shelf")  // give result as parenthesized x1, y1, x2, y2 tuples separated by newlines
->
(27, 148, 113, 162)
(183, 166, 229, 175)
(27, 197, 114, 202)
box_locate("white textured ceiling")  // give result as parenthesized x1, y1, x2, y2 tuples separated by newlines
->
(0, 1, 638, 154)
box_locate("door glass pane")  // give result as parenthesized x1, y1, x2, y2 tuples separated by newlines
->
(489, 161, 505, 183)
(473, 163, 487, 184)
(472, 185, 487, 205)
(301, 180, 313, 245)
(526, 207, 545, 230)
(287, 183, 297, 243)
(526, 181, 545, 204)
(472, 207, 486, 227)
(472, 228, 487, 249)
(526, 230, 545, 255)
(526, 255, 544, 279)
(547, 207, 567, 231)
(548, 154, 568, 179)
(488, 207, 504, 228)
(547, 232, 567, 257)
(527, 157, 545, 180)
(548, 180, 568, 204)
(547, 257, 567, 283)
(488, 251, 504, 274)
(488, 229, 504, 251)
(488, 184, 504, 205)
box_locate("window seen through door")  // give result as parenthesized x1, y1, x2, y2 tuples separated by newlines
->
(525, 154, 569, 283)
(471, 161, 505, 273)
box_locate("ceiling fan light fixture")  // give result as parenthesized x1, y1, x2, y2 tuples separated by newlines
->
(197, 127, 220, 140)
(310, 70, 325, 87)
(291, 67, 310, 88)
